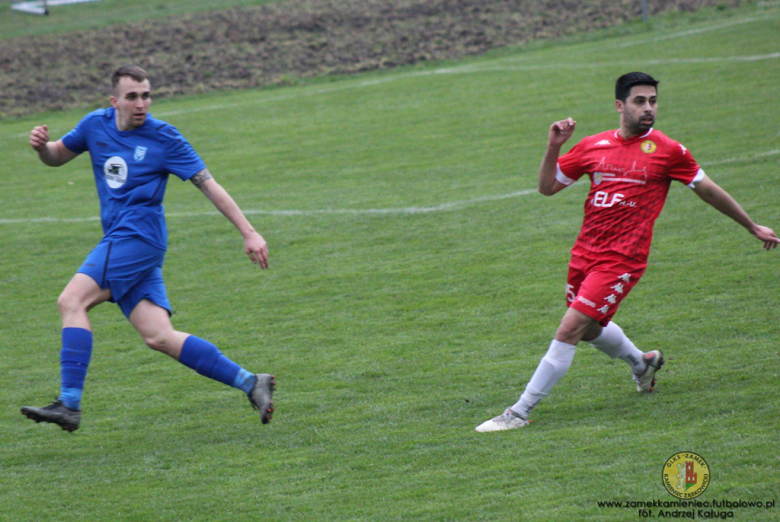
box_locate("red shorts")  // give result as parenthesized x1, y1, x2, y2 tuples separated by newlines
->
(566, 251, 647, 326)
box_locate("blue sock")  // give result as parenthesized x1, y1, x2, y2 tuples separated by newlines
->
(59, 327, 93, 411)
(179, 336, 255, 392)
(233, 369, 258, 394)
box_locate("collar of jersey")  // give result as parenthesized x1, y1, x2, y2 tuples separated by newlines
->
(104, 107, 152, 134)
(613, 127, 653, 142)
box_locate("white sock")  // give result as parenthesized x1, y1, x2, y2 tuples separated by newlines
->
(511, 340, 576, 418)
(588, 321, 645, 374)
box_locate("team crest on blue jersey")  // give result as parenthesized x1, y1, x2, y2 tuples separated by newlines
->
(134, 146, 148, 162)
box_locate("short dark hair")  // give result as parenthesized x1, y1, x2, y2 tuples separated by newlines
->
(615, 72, 658, 102)
(111, 65, 149, 91)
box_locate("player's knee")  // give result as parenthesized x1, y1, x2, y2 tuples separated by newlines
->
(143, 332, 181, 357)
(581, 322, 604, 342)
(143, 333, 169, 353)
(555, 309, 598, 344)
(57, 290, 83, 316)
(554, 323, 579, 343)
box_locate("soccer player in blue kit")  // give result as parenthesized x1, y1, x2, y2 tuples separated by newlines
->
(21, 65, 275, 432)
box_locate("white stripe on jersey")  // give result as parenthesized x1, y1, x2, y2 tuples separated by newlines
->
(555, 163, 577, 186)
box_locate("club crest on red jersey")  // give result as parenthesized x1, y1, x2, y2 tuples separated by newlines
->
(640, 140, 657, 154)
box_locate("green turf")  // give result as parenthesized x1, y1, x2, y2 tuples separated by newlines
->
(2, 5, 780, 522)
(0, 0, 280, 40)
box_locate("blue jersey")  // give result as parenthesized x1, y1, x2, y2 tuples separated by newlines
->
(61, 108, 206, 250)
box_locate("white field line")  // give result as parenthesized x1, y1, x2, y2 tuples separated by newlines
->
(148, 8, 779, 116)
(614, 15, 778, 48)
(3, 15, 776, 225)
(0, 189, 537, 225)
(7, 50, 769, 132)
(700, 149, 780, 167)
(153, 52, 780, 118)
(463, 52, 780, 73)
(2, 142, 778, 227)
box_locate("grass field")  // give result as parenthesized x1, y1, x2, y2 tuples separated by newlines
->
(2, 4, 780, 521)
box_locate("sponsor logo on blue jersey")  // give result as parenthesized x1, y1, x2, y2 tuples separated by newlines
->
(103, 156, 128, 189)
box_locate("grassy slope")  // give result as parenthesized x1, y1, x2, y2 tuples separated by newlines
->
(1, 4, 779, 521)
(0, 0, 747, 119)
(0, 0, 279, 40)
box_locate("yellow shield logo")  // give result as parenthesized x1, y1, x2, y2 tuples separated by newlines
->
(641, 140, 657, 154)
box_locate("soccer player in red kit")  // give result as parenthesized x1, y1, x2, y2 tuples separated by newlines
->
(476, 72, 779, 432)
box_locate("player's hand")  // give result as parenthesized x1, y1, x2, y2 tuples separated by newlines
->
(548, 118, 576, 147)
(245, 232, 269, 269)
(30, 125, 50, 152)
(752, 225, 780, 251)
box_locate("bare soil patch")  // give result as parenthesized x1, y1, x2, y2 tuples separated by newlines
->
(0, 0, 740, 118)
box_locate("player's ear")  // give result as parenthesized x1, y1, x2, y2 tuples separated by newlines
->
(615, 99, 624, 114)
(110, 96, 118, 109)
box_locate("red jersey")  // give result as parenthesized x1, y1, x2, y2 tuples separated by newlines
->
(556, 128, 703, 262)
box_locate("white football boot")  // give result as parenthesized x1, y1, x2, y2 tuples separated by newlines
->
(632, 350, 665, 393)
(475, 408, 531, 432)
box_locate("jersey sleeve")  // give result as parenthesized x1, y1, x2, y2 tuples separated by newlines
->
(556, 139, 589, 185)
(161, 125, 207, 181)
(667, 142, 704, 188)
(60, 114, 91, 154)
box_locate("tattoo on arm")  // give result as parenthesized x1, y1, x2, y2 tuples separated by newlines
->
(191, 168, 214, 188)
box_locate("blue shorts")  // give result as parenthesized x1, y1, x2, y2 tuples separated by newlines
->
(77, 237, 171, 318)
